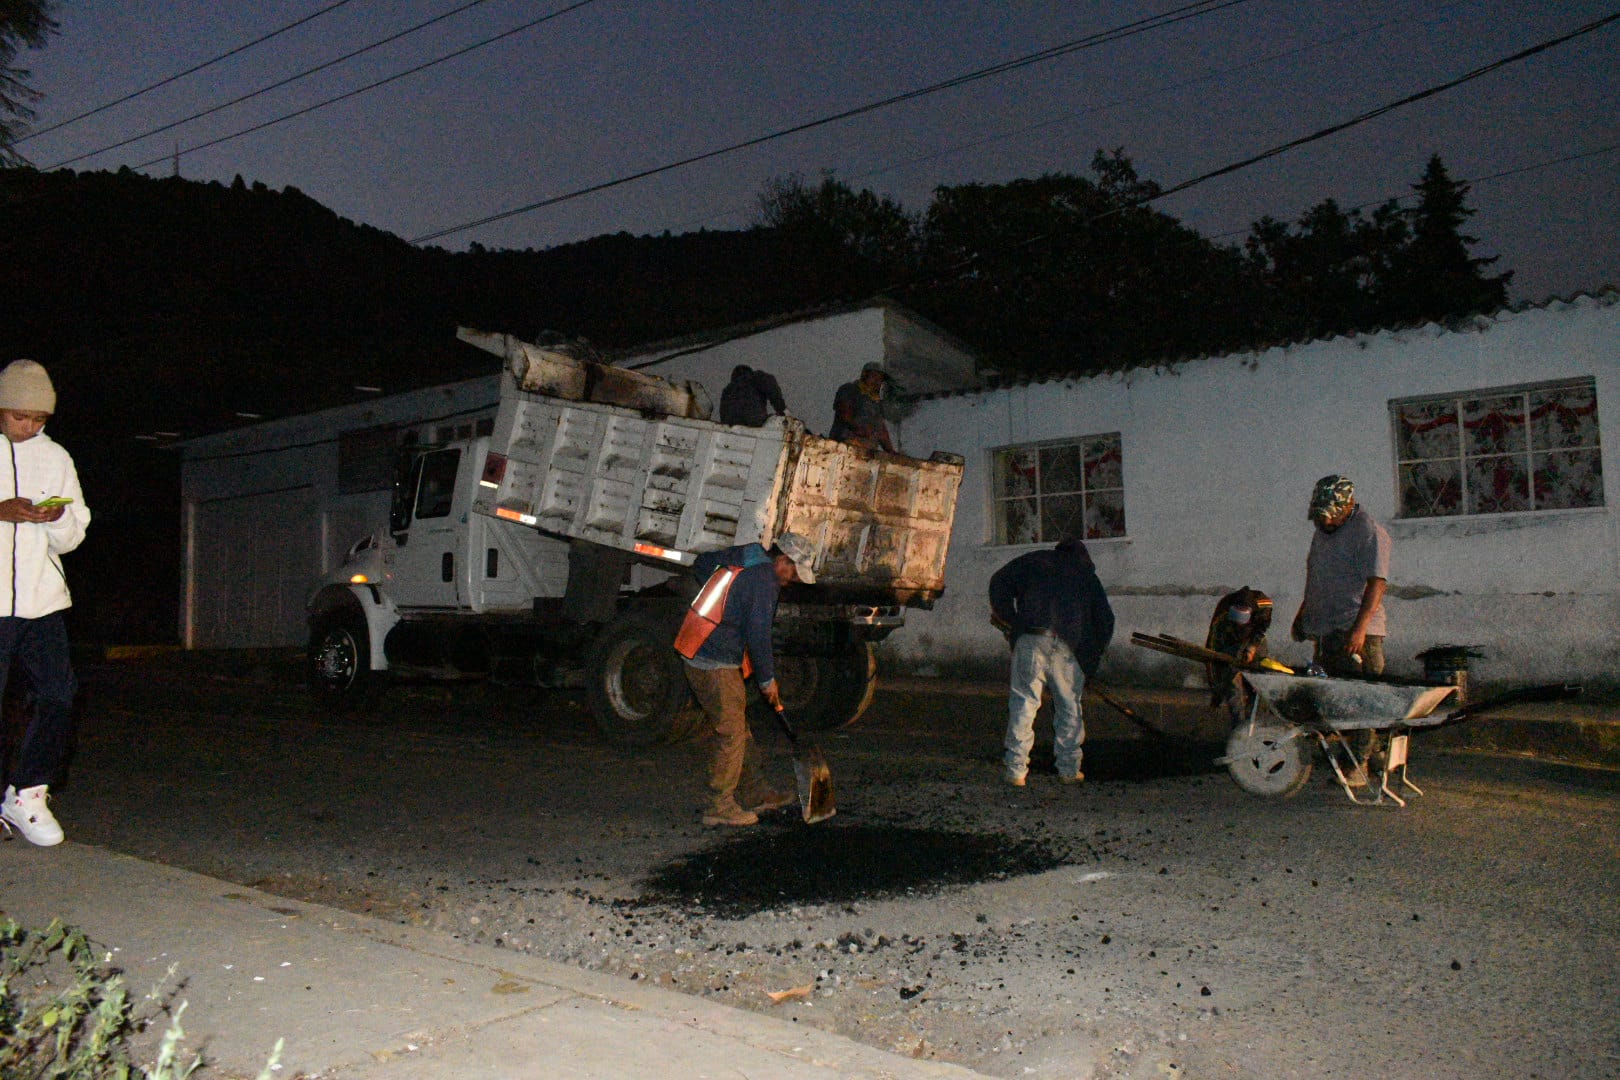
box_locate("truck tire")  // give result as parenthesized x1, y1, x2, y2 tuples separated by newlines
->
(308, 610, 377, 710)
(764, 643, 877, 732)
(585, 613, 692, 746)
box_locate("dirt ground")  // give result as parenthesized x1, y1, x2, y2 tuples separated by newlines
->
(14, 655, 1620, 1079)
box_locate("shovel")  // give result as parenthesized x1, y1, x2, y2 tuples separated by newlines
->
(1085, 681, 1173, 741)
(771, 705, 836, 824)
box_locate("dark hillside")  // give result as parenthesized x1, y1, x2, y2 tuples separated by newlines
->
(0, 167, 848, 641)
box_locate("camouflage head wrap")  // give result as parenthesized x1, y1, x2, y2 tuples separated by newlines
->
(1308, 475, 1356, 522)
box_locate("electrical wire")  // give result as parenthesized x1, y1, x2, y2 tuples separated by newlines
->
(1145, 9, 1620, 210)
(45, 0, 504, 169)
(120, 0, 603, 173)
(628, 11, 1620, 370)
(411, 0, 1251, 244)
(896, 7, 1620, 292)
(18, 0, 360, 144)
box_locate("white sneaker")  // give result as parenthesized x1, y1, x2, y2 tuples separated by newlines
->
(2, 784, 64, 847)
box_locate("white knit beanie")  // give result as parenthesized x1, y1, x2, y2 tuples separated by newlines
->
(0, 360, 57, 413)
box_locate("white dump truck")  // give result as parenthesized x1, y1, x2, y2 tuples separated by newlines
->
(306, 328, 965, 743)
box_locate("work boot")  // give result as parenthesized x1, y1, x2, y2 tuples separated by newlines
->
(1002, 768, 1027, 787)
(702, 798, 759, 827)
(1060, 771, 1085, 785)
(2, 784, 64, 847)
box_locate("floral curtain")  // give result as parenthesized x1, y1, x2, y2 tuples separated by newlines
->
(993, 434, 1125, 543)
(1396, 381, 1601, 517)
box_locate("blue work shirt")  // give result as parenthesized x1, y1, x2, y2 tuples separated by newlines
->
(688, 543, 781, 686)
(988, 544, 1116, 677)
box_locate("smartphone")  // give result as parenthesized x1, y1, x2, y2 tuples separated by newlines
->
(33, 496, 73, 509)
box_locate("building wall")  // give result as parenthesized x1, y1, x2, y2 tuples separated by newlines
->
(628, 304, 974, 454)
(887, 293, 1620, 688)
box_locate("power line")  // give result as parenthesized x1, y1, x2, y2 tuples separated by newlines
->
(629, 12, 1620, 370)
(1145, 9, 1620, 209)
(899, 7, 1620, 289)
(123, 0, 604, 173)
(657, 5, 1436, 238)
(46, 0, 503, 170)
(18, 0, 360, 144)
(411, 0, 1252, 244)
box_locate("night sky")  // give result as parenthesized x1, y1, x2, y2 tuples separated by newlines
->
(15, 0, 1620, 300)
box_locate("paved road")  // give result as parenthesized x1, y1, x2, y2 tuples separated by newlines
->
(11, 656, 1619, 1079)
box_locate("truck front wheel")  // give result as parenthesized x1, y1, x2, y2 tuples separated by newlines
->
(585, 614, 691, 746)
(308, 610, 377, 709)
(765, 643, 877, 731)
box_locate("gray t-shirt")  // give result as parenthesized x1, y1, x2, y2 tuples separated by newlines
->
(1299, 506, 1392, 637)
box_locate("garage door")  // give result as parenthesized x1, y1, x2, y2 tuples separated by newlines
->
(189, 486, 318, 648)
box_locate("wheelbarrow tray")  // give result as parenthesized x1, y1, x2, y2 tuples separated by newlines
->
(1239, 672, 1458, 732)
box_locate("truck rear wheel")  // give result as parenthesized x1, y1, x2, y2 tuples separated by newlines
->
(585, 614, 691, 746)
(308, 610, 377, 710)
(764, 643, 877, 731)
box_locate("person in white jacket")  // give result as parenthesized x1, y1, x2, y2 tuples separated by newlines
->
(0, 360, 90, 847)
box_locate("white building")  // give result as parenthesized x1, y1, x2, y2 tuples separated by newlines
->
(178, 301, 979, 648)
(889, 289, 1620, 688)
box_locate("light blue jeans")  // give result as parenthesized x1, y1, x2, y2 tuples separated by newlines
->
(1004, 632, 1085, 779)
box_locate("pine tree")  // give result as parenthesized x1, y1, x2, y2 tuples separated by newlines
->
(0, 0, 57, 164)
(1383, 154, 1511, 323)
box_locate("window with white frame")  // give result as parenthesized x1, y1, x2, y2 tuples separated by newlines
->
(1393, 378, 1603, 518)
(991, 434, 1125, 544)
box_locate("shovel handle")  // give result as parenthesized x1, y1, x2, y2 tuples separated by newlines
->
(772, 704, 800, 746)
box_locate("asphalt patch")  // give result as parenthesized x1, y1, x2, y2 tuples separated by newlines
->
(637, 825, 1077, 918)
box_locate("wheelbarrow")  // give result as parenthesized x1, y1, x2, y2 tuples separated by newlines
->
(1220, 673, 1577, 806)
(1130, 631, 1577, 806)
(1219, 673, 1458, 805)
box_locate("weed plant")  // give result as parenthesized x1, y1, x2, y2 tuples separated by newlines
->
(0, 917, 280, 1080)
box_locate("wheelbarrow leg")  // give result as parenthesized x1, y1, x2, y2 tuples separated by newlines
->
(1316, 731, 1388, 805)
(1377, 733, 1421, 805)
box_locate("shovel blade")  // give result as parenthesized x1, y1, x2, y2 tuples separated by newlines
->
(791, 744, 836, 824)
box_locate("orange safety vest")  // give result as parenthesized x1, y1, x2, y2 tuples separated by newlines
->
(673, 564, 755, 678)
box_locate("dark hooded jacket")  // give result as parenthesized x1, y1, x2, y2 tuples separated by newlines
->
(988, 541, 1115, 677)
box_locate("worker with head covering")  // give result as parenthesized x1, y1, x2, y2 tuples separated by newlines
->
(988, 537, 1114, 787)
(675, 532, 819, 827)
(0, 360, 91, 847)
(1290, 475, 1392, 678)
(718, 365, 788, 427)
(829, 362, 896, 453)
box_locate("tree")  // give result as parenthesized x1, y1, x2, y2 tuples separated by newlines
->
(915, 151, 1253, 375)
(0, 0, 57, 165)
(756, 171, 919, 301)
(1244, 197, 1406, 341)
(1382, 154, 1511, 324)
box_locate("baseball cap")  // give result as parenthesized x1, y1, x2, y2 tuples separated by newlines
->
(1308, 475, 1355, 521)
(773, 532, 817, 584)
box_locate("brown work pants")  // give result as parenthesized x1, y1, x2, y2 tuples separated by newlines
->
(684, 664, 772, 813)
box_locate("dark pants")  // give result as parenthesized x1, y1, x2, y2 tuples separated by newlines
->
(1315, 631, 1385, 678)
(683, 664, 772, 813)
(0, 613, 77, 792)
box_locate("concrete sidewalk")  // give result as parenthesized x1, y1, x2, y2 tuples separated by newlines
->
(0, 843, 990, 1080)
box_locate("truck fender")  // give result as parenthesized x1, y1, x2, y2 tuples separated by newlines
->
(308, 583, 399, 673)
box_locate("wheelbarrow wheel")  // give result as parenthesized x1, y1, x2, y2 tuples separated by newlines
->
(1224, 719, 1312, 798)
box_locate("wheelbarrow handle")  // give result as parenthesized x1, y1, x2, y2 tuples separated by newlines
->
(1440, 683, 1581, 724)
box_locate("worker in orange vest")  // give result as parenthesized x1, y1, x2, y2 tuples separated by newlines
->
(675, 533, 818, 827)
